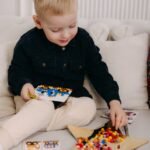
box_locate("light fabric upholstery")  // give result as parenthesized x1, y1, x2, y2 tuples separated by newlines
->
(98, 33, 149, 109)
(87, 22, 110, 43)
(0, 41, 16, 96)
(0, 41, 16, 118)
(110, 24, 134, 40)
(0, 16, 34, 43)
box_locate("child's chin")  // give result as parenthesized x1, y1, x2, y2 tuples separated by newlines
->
(57, 42, 69, 47)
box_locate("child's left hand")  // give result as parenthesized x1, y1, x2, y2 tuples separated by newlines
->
(109, 100, 128, 130)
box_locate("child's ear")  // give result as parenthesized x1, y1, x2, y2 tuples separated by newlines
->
(32, 15, 42, 29)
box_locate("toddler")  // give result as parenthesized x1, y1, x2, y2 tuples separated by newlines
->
(0, 0, 127, 149)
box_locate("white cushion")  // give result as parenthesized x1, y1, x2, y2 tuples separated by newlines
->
(97, 33, 149, 109)
(87, 22, 109, 44)
(0, 41, 17, 96)
(110, 24, 134, 40)
(78, 19, 89, 28)
(0, 41, 16, 117)
(0, 17, 34, 43)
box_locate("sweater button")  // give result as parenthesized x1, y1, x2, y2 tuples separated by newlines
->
(42, 62, 46, 67)
(79, 65, 83, 69)
(63, 63, 67, 67)
(62, 47, 66, 51)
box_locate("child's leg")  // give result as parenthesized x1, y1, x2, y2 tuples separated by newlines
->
(0, 98, 55, 150)
(47, 97, 96, 131)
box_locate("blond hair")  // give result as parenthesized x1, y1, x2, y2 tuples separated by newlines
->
(34, 0, 76, 17)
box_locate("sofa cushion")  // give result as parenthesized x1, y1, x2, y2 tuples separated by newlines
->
(0, 41, 16, 118)
(97, 33, 149, 109)
(87, 22, 110, 43)
(0, 41, 16, 96)
(110, 24, 134, 40)
(0, 17, 34, 43)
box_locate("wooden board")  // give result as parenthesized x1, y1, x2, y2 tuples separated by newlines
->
(68, 125, 149, 150)
(107, 137, 149, 150)
(68, 125, 94, 138)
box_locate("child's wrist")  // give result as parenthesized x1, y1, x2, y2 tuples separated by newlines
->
(109, 99, 121, 107)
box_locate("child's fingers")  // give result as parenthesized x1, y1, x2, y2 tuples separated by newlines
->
(120, 115, 128, 127)
(116, 114, 128, 129)
(113, 112, 123, 129)
(21, 84, 36, 101)
(28, 85, 35, 94)
(115, 116, 121, 129)
(21, 89, 30, 101)
(110, 112, 115, 127)
(28, 86, 37, 99)
(111, 112, 127, 129)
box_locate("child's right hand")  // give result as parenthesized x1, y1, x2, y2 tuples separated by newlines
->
(21, 83, 35, 102)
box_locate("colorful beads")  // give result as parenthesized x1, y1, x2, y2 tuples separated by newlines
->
(75, 127, 126, 150)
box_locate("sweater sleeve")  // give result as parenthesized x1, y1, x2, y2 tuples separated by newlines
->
(83, 31, 121, 105)
(8, 41, 33, 95)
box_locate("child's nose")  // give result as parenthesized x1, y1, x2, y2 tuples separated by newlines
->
(61, 29, 70, 39)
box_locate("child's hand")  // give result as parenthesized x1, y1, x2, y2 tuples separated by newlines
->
(21, 83, 36, 102)
(109, 100, 128, 130)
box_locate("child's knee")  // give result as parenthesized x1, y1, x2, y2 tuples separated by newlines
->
(79, 98, 96, 123)
(68, 98, 96, 124)
(25, 100, 55, 120)
(12, 100, 55, 128)
(0, 100, 55, 148)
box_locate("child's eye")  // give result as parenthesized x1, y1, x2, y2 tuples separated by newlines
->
(69, 24, 76, 28)
(49, 28, 61, 32)
(51, 29, 60, 33)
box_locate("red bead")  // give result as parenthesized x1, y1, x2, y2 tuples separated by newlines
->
(107, 147, 112, 150)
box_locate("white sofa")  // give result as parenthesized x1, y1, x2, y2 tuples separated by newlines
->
(0, 16, 150, 150)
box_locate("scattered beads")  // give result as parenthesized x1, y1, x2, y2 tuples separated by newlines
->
(75, 127, 126, 150)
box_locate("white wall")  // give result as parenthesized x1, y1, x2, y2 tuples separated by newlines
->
(0, 0, 150, 20)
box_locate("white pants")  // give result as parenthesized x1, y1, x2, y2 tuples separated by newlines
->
(0, 96, 96, 150)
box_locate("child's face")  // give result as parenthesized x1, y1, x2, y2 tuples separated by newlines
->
(34, 9, 78, 47)
(43, 13, 77, 47)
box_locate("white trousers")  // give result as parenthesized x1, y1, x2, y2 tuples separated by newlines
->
(0, 96, 96, 150)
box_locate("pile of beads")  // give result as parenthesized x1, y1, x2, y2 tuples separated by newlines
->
(75, 127, 126, 150)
